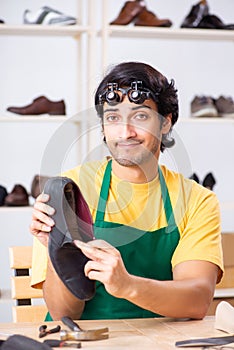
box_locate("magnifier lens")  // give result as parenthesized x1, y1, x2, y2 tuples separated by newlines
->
(106, 91, 121, 104)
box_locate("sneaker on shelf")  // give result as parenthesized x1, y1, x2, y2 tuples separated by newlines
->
(191, 96, 218, 118)
(214, 96, 234, 118)
(180, 0, 209, 28)
(23, 6, 77, 26)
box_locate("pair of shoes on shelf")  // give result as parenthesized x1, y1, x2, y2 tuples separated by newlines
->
(7, 96, 66, 116)
(191, 95, 234, 118)
(181, 0, 234, 29)
(4, 184, 29, 206)
(190, 172, 216, 191)
(110, 0, 172, 27)
(23, 6, 77, 26)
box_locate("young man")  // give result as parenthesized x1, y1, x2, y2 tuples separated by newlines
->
(30, 62, 223, 321)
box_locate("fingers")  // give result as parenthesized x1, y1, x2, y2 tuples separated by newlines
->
(29, 192, 55, 245)
(74, 239, 119, 261)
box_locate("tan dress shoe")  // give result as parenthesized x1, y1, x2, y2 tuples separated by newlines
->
(110, 0, 146, 25)
(134, 8, 172, 27)
(7, 95, 66, 115)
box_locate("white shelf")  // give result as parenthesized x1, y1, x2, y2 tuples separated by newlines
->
(214, 288, 234, 298)
(104, 26, 234, 42)
(0, 115, 70, 122)
(178, 117, 234, 124)
(0, 24, 89, 37)
(0, 206, 33, 213)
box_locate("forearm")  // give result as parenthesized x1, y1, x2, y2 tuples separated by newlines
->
(124, 275, 214, 319)
(43, 259, 85, 320)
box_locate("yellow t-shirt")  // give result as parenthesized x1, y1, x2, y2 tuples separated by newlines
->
(31, 158, 223, 288)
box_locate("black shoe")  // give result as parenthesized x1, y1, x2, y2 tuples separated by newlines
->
(0, 185, 8, 206)
(43, 177, 95, 300)
(202, 172, 216, 190)
(198, 14, 234, 29)
(189, 173, 200, 183)
(181, 1, 209, 28)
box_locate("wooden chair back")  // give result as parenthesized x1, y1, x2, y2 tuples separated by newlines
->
(9, 246, 47, 322)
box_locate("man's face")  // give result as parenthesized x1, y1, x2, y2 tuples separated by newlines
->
(103, 97, 170, 167)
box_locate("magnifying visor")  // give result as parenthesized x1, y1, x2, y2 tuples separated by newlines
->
(98, 81, 158, 106)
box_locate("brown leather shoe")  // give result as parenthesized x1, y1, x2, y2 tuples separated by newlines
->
(134, 8, 172, 27)
(4, 184, 29, 206)
(7, 96, 66, 116)
(110, 0, 146, 25)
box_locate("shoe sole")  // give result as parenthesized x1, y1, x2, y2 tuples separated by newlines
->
(191, 107, 218, 118)
(219, 112, 234, 118)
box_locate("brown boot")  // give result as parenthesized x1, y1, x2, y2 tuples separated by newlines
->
(134, 8, 172, 27)
(110, 0, 146, 25)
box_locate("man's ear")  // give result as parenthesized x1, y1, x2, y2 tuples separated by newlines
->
(162, 113, 172, 134)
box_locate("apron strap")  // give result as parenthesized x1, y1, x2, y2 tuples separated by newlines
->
(158, 166, 177, 233)
(95, 160, 112, 222)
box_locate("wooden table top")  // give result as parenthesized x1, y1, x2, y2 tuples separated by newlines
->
(0, 316, 230, 349)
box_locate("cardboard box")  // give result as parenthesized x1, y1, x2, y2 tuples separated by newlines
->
(217, 233, 234, 289)
(208, 233, 234, 315)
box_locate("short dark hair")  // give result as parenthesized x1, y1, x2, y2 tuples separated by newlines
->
(94, 61, 179, 152)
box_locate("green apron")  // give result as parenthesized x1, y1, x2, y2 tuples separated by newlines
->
(45, 160, 180, 321)
(81, 160, 180, 319)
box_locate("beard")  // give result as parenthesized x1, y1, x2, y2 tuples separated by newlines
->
(106, 137, 160, 167)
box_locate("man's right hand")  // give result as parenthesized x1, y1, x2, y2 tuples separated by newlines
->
(29, 193, 55, 247)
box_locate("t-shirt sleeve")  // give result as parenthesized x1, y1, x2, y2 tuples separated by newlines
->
(171, 186, 224, 283)
(31, 236, 48, 289)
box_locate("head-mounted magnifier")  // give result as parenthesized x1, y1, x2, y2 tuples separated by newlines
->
(98, 81, 157, 106)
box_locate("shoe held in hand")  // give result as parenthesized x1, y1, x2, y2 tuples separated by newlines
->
(44, 177, 95, 300)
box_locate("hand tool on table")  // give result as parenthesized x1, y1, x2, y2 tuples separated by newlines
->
(61, 316, 109, 341)
(44, 339, 81, 348)
(175, 335, 234, 347)
(39, 325, 61, 338)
